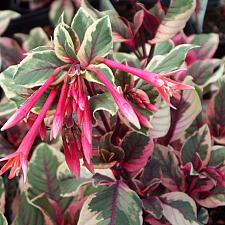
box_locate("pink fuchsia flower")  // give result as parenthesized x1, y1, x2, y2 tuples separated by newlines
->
(0, 89, 57, 182)
(62, 118, 81, 178)
(155, 76, 193, 109)
(69, 74, 93, 165)
(51, 71, 70, 140)
(89, 67, 141, 129)
(1, 66, 66, 131)
(97, 58, 192, 109)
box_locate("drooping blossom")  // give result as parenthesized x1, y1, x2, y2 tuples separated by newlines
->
(1, 66, 65, 131)
(0, 39, 194, 181)
(0, 89, 57, 182)
(96, 57, 193, 108)
(89, 67, 141, 129)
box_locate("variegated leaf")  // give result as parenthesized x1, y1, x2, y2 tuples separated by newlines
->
(206, 77, 225, 144)
(49, 0, 74, 27)
(0, 65, 26, 105)
(84, 64, 115, 85)
(182, 124, 211, 167)
(196, 186, 225, 208)
(160, 192, 201, 225)
(89, 92, 117, 125)
(57, 162, 92, 197)
(151, 144, 185, 191)
(187, 59, 224, 87)
(27, 143, 72, 212)
(77, 16, 113, 66)
(148, 44, 197, 73)
(0, 213, 7, 225)
(78, 181, 143, 225)
(54, 22, 78, 63)
(188, 33, 219, 59)
(154, 40, 174, 56)
(14, 192, 45, 225)
(23, 27, 49, 51)
(13, 49, 65, 88)
(32, 193, 62, 225)
(121, 132, 154, 176)
(71, 8, 94, 43)
(208, 145, 225, 167)
(0, 37, 24, 69)
(0, 10, 20, 35)
(151, 101, 171, 139)
(164, 79, 202, 143)
(143, 197, 163, 220)
(150, 0, 196, 43)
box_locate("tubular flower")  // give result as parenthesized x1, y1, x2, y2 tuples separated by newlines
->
(68, 70, 93, 165)
(89, 67, 141, 129)
(97, 57, 193, 109)
(0, 89, 57, 182)
(1, 67, 65, 131)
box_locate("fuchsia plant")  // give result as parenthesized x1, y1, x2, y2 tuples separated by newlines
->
(0, 0, 225, 224)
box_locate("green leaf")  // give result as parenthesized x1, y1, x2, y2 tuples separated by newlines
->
(151, 101, 171, 138)
(152, 144, 185, 191)
(78, 181, 143, 225)
(13, 50, 65, 88)
(89, 92, 117, 125)
(154, 40, 174, 56)
(150, 0, 196, 43)
(27, 143, 71, 212)
(0, 101, 17, 118)
(14, 192, 45, 225)
(77, 16, 113, 66)
(197, 208, 209, 225)
(147, 44, 197, 73)
(54, 22, 78, 63)
(160, 192, 201, 225)
(23, 27, 49, 51)
(121, 132, 154, 176)
(182, 125, 211, 167)
(0, 10, 20, 35)
(71, 8, 94, 43)
(0, 213, 7, 225)
(208, 145, 225, 167)
(187, 59, 224, 87)
(57, 162, 92, 197)
(166, 78, 202, 142)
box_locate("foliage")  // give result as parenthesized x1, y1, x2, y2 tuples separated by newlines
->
(0, 0, 225, 225)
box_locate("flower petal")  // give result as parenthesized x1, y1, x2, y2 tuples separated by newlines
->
(51, 75, 69, 139)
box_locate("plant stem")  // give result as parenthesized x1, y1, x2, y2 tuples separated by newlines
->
(146, 44, 155, 66)
(111, 116, 121, 145)
(140, 29, 147, 58)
